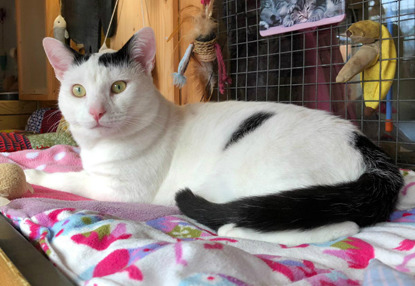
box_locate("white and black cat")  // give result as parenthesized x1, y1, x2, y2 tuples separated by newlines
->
(25, 27, 403, 245)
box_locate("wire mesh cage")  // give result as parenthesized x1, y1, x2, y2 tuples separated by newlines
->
(213, 0, 415, 169)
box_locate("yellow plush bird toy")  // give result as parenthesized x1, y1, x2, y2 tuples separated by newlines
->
(0, 163, 33, 206)
(336, 20, 397, 114)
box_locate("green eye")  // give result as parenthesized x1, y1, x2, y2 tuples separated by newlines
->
(72, 84, 86, 97)
(111, 81, 127, 94)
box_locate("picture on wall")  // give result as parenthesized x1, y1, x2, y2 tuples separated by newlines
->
(259, 0, 346, 36)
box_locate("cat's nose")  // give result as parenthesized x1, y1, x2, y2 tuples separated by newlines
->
(89, 108, 106, 123)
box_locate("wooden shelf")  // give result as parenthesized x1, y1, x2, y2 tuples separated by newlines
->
(0, 101, 37, 130)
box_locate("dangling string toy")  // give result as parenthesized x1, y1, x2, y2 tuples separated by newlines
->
(99, 0, 120, 53)
(171, 0, 231, 98)
(173, 43, 194, 88)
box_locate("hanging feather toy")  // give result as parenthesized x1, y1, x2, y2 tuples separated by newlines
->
(171, 0, 231, 98)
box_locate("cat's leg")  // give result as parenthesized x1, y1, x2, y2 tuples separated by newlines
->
(24, 169, 118, 201)
(283, 15, 295, 27)
(217, 221, 359, 245)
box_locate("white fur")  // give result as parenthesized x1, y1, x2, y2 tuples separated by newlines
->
(218, 222, 359, 245)
(25, 28, 367, 245)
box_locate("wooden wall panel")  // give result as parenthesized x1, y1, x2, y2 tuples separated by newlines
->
(45, 0, 61, 101)
(16, 0, 48, 99)
(16, 0, 60, 101)
(110, 0, 180, 103)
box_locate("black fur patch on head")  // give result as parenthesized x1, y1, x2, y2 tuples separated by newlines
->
(98, 38, 131, 67)
(224, 112, 275, 150)
(68, 47, 91, 66)
(73, 53, 91, 66)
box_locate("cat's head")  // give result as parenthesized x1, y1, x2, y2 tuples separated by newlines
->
(294, 0, 316, 23)
(43, 27, 157, 140)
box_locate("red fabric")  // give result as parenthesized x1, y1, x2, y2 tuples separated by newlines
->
(40, 109, 62, 133)
(0, 132, 32, 152)
(215, 42, 232, 95)
(303, 29, 357, 120)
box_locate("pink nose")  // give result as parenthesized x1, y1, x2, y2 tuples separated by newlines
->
(89, 108, 106, 123)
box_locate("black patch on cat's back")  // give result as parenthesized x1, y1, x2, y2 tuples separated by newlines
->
(224, 111, 275, 150)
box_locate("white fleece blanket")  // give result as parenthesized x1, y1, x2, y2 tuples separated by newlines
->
(2, 146, 415, 285)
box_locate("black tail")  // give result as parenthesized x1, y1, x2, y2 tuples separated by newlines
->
(175, 133, 404, 232)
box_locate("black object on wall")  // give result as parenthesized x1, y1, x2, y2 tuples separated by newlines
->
(61, 0, 117, 53)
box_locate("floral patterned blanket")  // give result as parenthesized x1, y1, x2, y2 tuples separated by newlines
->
(1, 146, 415, 285)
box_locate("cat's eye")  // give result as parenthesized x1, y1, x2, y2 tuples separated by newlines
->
(72, 84, 86, 97)
(111, 81, 127, 94)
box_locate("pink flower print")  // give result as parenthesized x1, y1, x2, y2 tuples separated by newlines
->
(146, 216, 178, 232)
(47, 208, 75, 224)
(324, 237, 374, 269)
(25, 220, 42, 240)
(395, 239, 415, 272)
(175, 242, 188, 266)
(209, 238, 238, 243)
(257, 256, 295, 282)
(204, 243, 224, 250)
(402, 182, 415, 196)
(257, 255, 331, 283)
(129, 242, 169, 261)
(395, 239, 415, 251)
(71, 223, 131, 250)
(93, 249, 143, 281)
(306, 271, 359, 286)
(281, 244, 309, 249)
(396, 253, 415, 272)
(89, 242, 168, 281)
(34, 208, 75, 227)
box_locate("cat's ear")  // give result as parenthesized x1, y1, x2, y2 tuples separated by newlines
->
(42, 37, 75, 81)
(127, 27, 156, 75)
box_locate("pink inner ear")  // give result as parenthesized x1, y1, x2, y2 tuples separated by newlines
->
(43, 38, 74, 80)
(130, 27, 156, 75)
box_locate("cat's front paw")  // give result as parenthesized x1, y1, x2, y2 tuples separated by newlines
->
(24, 169, 46, 186)
(283, 16, 295, 27)
(217, 223, 238, 237)
(259, 21, 269, 30)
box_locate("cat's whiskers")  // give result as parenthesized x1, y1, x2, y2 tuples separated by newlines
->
(123, 116, 169, 131)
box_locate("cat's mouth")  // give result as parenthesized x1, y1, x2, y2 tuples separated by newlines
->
(91, 123, 110, 129)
